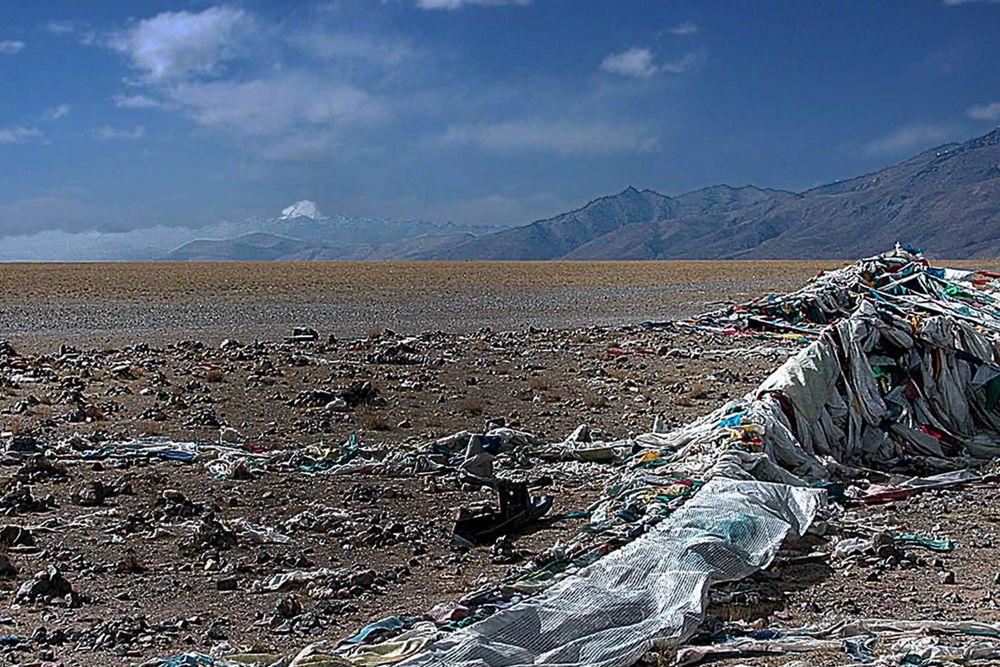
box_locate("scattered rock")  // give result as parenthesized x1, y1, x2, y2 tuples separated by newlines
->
(0, 484, 56, 515)
(0, 552, 17, 578)
(152, 489, 203, 520)
(216, 576, 239, 592)
(177, 514, 237, 556)
(71, 480, 106, 507)
(15, 564, 85, 607)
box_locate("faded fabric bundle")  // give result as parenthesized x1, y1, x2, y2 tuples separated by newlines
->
(399, 247, 1000, 667)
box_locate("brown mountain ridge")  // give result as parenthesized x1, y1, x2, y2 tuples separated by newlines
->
(417, 127, 1000, 260)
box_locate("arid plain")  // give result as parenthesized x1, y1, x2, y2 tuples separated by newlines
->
(2, 259, 1000, 666)
(1, 261, 848, 349)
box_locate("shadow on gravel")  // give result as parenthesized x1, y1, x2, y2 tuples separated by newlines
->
(706, 534, 836, 624)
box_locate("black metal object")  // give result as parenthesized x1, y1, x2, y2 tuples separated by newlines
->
(452, 479, 554, 547)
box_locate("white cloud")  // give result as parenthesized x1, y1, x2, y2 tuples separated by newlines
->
(863, 123, 958, 156)
(601, 48, 658, 78)
(95, 7, 393, 161)
(94, 125, 146, 141)
(441, 119, 659, 155)
(668, 22, 699, 35)
(0, 126, 43, 143)
(415, 0, 531, 8)
(111, 6, 251, 82)
(42, 104, 71, 121)
(171, 74, 388, 136)
(0, 40, 24, 54)
(943, 0, 1000, 4)
(599, 48, 699, 78)
(113, 94, 161, 109)
(968, 101, 1000, 121)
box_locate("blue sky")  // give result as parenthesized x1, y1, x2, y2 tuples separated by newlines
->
(1, 0, 999, 236)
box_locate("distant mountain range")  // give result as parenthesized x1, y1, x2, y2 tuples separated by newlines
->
(411, 127, 1000, 260)
(172, 126, 999, 261)
(168, 201, 501, 261)
(3, 127, 997, 262)
(0, 198, 506, 262)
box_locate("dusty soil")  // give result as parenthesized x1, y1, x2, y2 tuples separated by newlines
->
(0, 315, 792, 665)
(0, 261, 846, 348)
(0, 260, 997, 667)
(687, 483, 1000, 666)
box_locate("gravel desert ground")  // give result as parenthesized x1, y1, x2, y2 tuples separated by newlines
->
(1, 260, 999, 667)
(0, 261, 846, 350)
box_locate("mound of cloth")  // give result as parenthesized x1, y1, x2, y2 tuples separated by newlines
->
(669, 243, 1000, 340)
(156, 246, 1000, 667)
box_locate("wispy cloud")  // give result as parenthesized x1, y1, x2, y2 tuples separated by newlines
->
(113, 94, 161, 109)
(668, 22, 699, 35)
(943, 0, 1000, 4)
(0, 40, 25, 54)
(441, 119, 659, 155)
(41, 104, 71, 121)
(94, 125, 146, 141)
(44, 21, 77, 35)
(600, 47, 700, 78)
(257, 129, 342, 161)
(0, 126, 43, 143)
(290, 30, 414, 67)
(91, 6, 394, 161)
(660, 52, 701, 74)
(44, 20, 98, 45)
(967, 101, 1000, 121)
(171, 75, 387, 136)
(863, 123, 958, 155)
(601, 48, 658, 78)
(915, 45, 968, 75)
(74, 3, 655, 168)
(415, 0, 531, 9)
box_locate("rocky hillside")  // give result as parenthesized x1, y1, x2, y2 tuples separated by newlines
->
(422, 184, 794, 260)
(418, 127, 1000, 260)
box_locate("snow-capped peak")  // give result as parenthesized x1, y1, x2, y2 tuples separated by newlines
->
(279, 200, 324, 220)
